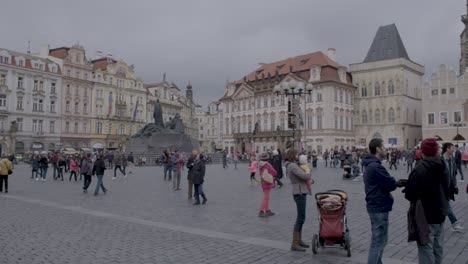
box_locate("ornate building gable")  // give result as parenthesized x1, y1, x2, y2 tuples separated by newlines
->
(231, 83, 254, 99)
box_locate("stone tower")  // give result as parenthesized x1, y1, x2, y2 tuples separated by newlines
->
(460, 0, 468, 75)
(186, 81, 193, 102)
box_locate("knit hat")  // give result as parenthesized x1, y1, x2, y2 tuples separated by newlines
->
(259, 152, 270, 161)
(299, 154, 308, 164)
(421, 138, 438, 156)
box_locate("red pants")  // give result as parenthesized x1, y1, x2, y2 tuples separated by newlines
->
(259, 188, 271, 212)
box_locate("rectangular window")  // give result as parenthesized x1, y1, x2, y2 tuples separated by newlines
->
(83, 103, 88, 114)
(454, 111, 462, 123)
(32, 120, 38, 132)
(39, 81, 44, 91)
(34, 80, 38, 91)
(83, 123, 87, 133)
(335, 115, 338, 129)
(66, 101, 70, 112)
(65, 122, 70, 133)
(307, 94, 312, 103)
(51, 83, 56, 94)
(340, 116, 343, 129)
(50, 101, 56, 113)
(33, 100, 38, 111)
(0, 95, 6, 107)
(307, 115, 313, 129)
(428, 113, 435, 125)
(74, 122, 78, 133)
(263, 97, 268, 108)
(74, 102, 79, 113)
(16, 118, 23, 132)
(38, 120, 43, 133)
(317, 93, 322, 102)
(431, 89, 438, 96)
(450, 87, 455, 94)
(441, 89, 447, 95)
(440, 112, 448, 125)
(50, 121, 55, 133)
(17, 77, 24, 89)
(0, 73, 5, 86)
(270, 97, 275, 107)
(256, 97, 261, 108)
(317, 115, 323, 129)
(38, 99, 43, 111)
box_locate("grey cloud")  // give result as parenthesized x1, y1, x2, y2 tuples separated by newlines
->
(1, 0, 464, 107)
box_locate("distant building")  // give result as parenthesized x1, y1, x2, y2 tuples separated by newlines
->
(0, 48, 62, 154)
(196, 101, 222, 153)
(350, 24, 424, 149)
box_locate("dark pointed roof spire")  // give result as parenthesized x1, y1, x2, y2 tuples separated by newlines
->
(363, 24, 410, 63)
(187, 81, 192, 89)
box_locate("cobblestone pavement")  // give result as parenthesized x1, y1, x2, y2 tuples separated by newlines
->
(0, 161, 467, 264)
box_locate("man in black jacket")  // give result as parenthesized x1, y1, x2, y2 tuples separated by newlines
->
(92, 154, 107, 195)
(441, 143, 463, 233)
(186, 151, 196, 199)
(405, 138, 448, 264)
(454, 145, 464, 182)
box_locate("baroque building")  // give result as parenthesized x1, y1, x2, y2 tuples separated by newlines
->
(90, 56, 146, 150)
(350, 24, 424, 149)
(219, 49, 356, 154)
(45, 45, 94, 149)
(0, 48, 62, 155)
(460, 0, 468, 75)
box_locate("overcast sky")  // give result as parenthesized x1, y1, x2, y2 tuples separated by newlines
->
(0, 0, 465, 107)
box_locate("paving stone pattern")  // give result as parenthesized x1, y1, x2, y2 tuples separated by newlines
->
(0, 161, 467, 264)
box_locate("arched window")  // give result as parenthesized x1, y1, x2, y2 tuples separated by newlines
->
(361, 83, 367, 97)
(388, 80, 394, 95)
(362, 110, 368, 124)
(375, 109, 381, 123)
(388, 108, 395, 123)
(374, 82, 380, 96)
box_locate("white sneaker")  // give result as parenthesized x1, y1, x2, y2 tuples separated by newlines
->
(452, 223, 464, 232)
(112, 177, 116, 180)
(459, 179, 465, 183)
(35, 178, 39, 181)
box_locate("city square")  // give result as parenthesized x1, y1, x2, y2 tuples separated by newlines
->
(0, 161, 467, 264)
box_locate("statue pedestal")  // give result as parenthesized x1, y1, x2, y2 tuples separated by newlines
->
(126, 133, 199, 154)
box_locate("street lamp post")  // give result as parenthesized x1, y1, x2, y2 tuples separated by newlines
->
(273, 80, 313, 150)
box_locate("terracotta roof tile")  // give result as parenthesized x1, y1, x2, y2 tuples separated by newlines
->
(49, 47, 70, 59)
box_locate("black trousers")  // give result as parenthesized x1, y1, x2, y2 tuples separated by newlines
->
(69, 171, 77, 181)
(83, 174, 92, 190)
(293, 194, 307, 231)
(114, 165, 125, 177)
(0, 175, 8, 192)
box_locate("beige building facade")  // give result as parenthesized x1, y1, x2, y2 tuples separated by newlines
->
(422, 65, 468, 142)
(196, 102, 222, 153)
(351, 24, 424, 149)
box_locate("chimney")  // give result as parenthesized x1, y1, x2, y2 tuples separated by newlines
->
(327, 48, 336, 61)
(39, 44, 49, 57)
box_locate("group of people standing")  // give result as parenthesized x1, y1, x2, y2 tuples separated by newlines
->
(363, 138, 465, 264)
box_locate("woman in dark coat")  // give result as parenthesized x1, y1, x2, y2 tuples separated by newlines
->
(272, 150, 284, 188)
(191, 153, 207, 205)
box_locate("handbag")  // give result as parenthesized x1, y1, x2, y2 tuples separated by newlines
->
(261, 170, 274, 183)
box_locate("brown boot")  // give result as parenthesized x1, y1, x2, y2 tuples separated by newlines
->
(291, 230, 306, 252)
(298, 231, 309, 248)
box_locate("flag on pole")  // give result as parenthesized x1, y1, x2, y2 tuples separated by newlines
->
(133, 98, 138, 120)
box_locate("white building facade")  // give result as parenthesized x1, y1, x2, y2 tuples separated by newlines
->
(0, 48, 62, 154)
(350, 24, 424, 149)
(196, 101, 222, 153)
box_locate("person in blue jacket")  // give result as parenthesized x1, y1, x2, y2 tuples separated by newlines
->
(363, 138, 405, 264)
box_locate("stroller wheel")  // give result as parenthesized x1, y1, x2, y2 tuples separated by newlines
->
(312, 234, 318, 254)
(345, 233, 351, 257)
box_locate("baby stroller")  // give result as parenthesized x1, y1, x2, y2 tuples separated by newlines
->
(312, 190, 351, 257)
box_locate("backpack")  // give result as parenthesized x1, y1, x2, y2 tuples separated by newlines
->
(261, 168, 274, 183)
(81, 159, 91, 175)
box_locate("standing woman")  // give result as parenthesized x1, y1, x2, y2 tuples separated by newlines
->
(0, 154, 12, 193)
(284, 148, 313, 252)
(258, 152, 277, 217)
(191, 153, 207, 205)
(69, 156, 78, 181)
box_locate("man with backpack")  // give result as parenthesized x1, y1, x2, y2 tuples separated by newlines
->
(81, 153, 93, 193)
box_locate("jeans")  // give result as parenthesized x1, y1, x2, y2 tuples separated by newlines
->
(32, 168, 39, 179)
(188, 178, 193, 198)
(57, 167, 64, 180)
(293, 194, 307, 231)
(164, 165, 172, 180)
(368, 212, 389, 264)
(389, 162, 397, 170)
(407, 162, 413, 173)
(69, 171, 77, 181)
(223, 160, 227, 168)
(417, 224, 444, 264)
(447, 201, 458, 225)
(41, 167, 48, 179)
(456, 163, 464, 180)
(0, 175, 8, 192)
(194, 183, 206, 202)
(259, 188, 271, 212)
(233, 160, 237, 169)
(52, 164, 57, 179)
(172, 169, 181, 189)
(114, 165, 125, 178)
(94, 174, 107, 194)
(83, 174, 92, 190)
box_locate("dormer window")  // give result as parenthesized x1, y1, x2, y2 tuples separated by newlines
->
(18, 60, 24, 67)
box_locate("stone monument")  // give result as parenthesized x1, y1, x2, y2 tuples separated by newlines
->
(126, 100, 199, 153)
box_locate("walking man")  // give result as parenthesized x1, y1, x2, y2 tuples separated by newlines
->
(81, 153, 93, 193)
(222, 150, 228, 169)
(404, 138, 449, 264)
(363, 138, 404, 264)
(112, 151, 126, 179)
(186, 150, 196, 199)
(92, 154, 107, 195)
(406, 149, 415, 173)
(454, 145, 464, 182)
(389, 151, 398, 170)
(172, 150, 182, 191)
(163, 150, 172, 181)
(441, 143, 464, 233)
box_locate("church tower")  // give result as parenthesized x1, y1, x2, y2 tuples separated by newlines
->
(186, 81, 193, 102)
(460, 0, 468, 75)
